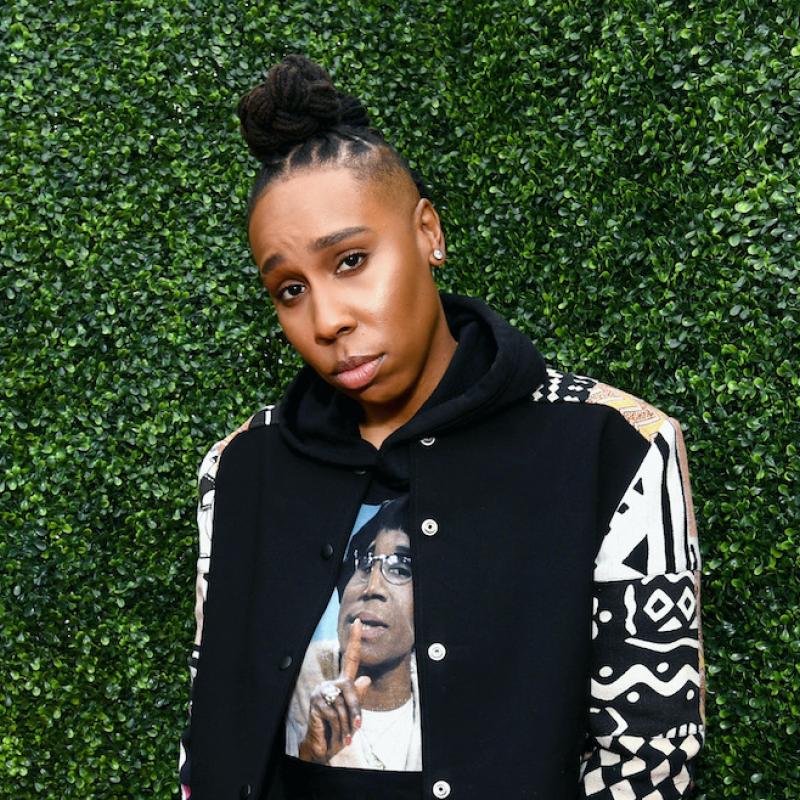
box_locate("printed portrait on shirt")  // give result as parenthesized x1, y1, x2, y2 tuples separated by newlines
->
(285, 496, 422, 771)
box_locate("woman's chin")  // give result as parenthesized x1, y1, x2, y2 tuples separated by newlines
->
(356, 648, 412, 675)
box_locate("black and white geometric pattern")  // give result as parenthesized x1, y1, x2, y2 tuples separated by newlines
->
(531, 367, 597, 403)
(579, 731, 702, 799)
(583, 412, 704, 797)
(590, 571, 702, 739)
(595, 422, 701, 582)
(533, 370, 704, 798)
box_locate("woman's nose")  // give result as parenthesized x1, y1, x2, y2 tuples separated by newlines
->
(311, 288, 356, 343)
(363, 561, 388, 597)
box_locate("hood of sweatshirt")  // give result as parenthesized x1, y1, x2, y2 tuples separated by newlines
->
(277, 293, 547, 483)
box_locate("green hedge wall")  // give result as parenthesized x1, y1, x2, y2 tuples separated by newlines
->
(2, 0, 798, 797)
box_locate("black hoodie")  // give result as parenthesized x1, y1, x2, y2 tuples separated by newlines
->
(278, 292, 547, 485)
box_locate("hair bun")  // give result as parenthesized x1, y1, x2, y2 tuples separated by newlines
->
(238, 54, 371, 161)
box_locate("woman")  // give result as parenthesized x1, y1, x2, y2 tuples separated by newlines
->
(180, 55, 705, 800)
(286, 497, 421, 771)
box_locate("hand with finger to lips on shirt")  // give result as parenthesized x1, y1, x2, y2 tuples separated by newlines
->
(298, 522, 416, 765)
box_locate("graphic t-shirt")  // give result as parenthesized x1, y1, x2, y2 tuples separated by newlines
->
(284, 493, 422, 772)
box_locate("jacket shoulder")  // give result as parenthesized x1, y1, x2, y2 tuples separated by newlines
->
(198, 404, 279, 478)
(196, 404, 279, 548)
(531, 367, 675, 442)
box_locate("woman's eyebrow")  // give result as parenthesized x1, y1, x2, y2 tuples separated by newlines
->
(310, 225, 371, 252)
(259, 225, 372, 274)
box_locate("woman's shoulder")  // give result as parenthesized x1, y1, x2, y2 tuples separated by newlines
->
(197, 403, 280, 473)
(196, 403, 280, 502)
(195, 404, 281, 557)
(531, 366, 678, 443)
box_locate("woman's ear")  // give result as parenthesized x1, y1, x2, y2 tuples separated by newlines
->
(415, 198, 446, 267)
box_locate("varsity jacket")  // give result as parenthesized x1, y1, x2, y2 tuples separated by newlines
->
(179, 293, 705, 799)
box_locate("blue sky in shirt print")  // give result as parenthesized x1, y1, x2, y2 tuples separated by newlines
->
(311, 502, 383, 641)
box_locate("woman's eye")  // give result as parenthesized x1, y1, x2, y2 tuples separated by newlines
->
(387, 555, 412, 578)
(388, 564, 412, 579)
(337, 252, 365, 272)
(277, 283, 305, 302)
(356, 555, 375, 573)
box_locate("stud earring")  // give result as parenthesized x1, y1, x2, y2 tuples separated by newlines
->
(433, 249, 444, 260)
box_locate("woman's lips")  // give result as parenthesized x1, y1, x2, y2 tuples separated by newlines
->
(358, 623, 388, 641)
(332, 355, 384, 391)
(349, 613, 388, 641)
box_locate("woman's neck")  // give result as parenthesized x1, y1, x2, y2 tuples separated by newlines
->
(359, 317, 457, 449)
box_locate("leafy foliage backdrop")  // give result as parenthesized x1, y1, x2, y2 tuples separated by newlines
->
(2, 0, 797, 797)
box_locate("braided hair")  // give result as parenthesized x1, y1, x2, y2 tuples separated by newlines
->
(238, 54, 429, 216)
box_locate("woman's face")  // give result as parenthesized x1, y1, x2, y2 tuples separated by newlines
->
(336, 528, 414, 669)
(248, 165, 452, 426)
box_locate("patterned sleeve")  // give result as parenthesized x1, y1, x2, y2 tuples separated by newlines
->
(178, 440, 222, 798)
(580, 414, 706, 799)
(178, 415, 257, 798)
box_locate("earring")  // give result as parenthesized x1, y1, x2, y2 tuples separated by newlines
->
(433, 249, 444, 260)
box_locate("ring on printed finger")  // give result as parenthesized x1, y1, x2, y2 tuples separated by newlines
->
(323, 686, 342, 706)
